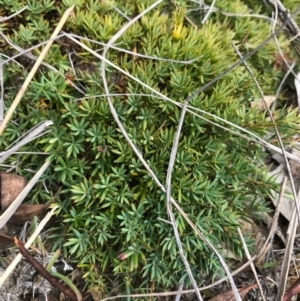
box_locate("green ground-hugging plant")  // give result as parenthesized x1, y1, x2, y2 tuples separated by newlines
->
(1, 0, 300, 296)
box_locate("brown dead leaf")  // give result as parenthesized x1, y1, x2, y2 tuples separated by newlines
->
(8, 203, 49, 223)
(251, 95, 276, 111)
(208, 284, 258, 301)
(0, 172, 27, 210)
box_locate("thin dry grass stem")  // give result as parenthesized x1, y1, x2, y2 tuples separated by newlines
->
(237, 227, 266, 301)
(0, 32, 62, 66)
(201, 0, 216, 24)
(166, 101, 204, 301)
(0, 5, 74, 135)
(175, 282, 184, 301)
(0, 160, 50, 229)
(112, 6, 132, 21)
(271, 61, 296, 113)
(266, 0, 300, 38)
(0, 52, 24, 69)
(285, 32, 300, 44)
(266, 177, 288, 267)
(0, 120, 53, 164)
(277, 189, 300, 301)
(0, 205, 57, 287)
(67, 33, 201, 64)
(0, 5, 28, 22)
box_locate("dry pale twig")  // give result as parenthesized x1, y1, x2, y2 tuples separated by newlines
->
(238, 226, 266, 301)
(201, 0, 217, 24)
(265, 0, 300, 40)
(0, 6, 28, 22)
(295, 72, 300, 113)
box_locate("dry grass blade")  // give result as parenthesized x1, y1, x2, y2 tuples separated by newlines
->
(295, 72, 300, 113)
(0, 5, 74, 135)
(0, 6, 28, 22)
(0, 120, 53, 164)
(237, 227, 266, 301)
(276, 198, 300, 301)
(166, 99, 204, 301)
(266, 0, 300, 38)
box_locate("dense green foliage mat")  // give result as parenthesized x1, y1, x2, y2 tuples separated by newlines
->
(1, 0, 300, 296)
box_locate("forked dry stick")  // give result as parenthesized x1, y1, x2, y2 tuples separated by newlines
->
(0, 5, 74, 135)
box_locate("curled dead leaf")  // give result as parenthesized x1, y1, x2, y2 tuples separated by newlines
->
(0, 172, 49, 224)
(8, 203, 49, 223)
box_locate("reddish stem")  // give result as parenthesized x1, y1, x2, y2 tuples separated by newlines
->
(282, 277, 300, 301)
(14, 237, 78, 301)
